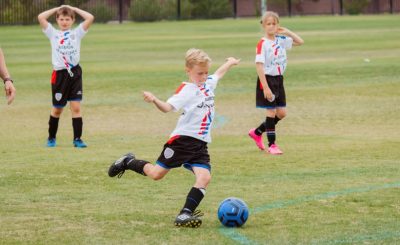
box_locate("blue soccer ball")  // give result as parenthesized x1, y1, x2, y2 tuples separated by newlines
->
(217, 197, 249, 227)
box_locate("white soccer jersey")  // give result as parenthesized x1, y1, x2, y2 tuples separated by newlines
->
(255, 36, 293, 76)
(167, 74, 219, 143)
(43, 23, 87, 71)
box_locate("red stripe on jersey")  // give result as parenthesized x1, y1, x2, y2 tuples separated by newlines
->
(174, 83, 186, 94)
(256, 39, 265, 55)
(167, 135, 180, 145)
(51, 70, 57, 84)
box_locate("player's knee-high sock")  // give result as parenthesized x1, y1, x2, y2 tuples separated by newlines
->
(180, 187, 205, 214)
(72, 117, 83, 140)
(275, 116, 281, 125)
(255, 117, 268, 136)
(126, 159, 149, 176)
(48, 115, 59, 139)
(265, 117, 276, 147)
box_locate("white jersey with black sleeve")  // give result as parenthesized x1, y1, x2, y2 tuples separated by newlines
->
(167, 74, 219, 143)
(43, 23, 87, 71)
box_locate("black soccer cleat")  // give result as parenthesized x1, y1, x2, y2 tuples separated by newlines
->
(108, 153, 135, 178)
(174, 210, 203, 228)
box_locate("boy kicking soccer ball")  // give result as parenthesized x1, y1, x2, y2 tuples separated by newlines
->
(108, 48, 240, 228)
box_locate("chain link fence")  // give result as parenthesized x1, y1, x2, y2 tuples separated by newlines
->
(1, 0, 399, 25)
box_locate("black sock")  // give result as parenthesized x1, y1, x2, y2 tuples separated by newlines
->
(255, 117, 268, 135)
(275, 116, 281, 125)
(48, 115, 59, 139)
(181, 187, 205, 214)
(126, 159, 149, 176)
(72, 117, 83, 140)
(265, 117, 276, 147)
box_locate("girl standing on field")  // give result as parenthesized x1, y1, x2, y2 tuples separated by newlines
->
(248, 11, 303, 154)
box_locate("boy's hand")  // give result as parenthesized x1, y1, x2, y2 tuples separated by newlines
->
(143, 91, 155, 103)
(4, 80, 16, 105)
(225, 57, 240, 66)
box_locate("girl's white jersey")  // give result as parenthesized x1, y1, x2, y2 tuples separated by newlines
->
(43, 23, 87, 71)
(255, 35, 293, 76)
(167, 74, 219, 143)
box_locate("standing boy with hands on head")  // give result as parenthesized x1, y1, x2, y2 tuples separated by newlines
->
(108, 48, 240, 228)
(38, 5, 94, 148)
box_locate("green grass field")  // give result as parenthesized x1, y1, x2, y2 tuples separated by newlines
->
(1, 14, 400, 244)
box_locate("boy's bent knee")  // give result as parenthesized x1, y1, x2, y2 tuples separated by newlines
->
(196, 173, 211, 186)
(150, 173, 164, 181)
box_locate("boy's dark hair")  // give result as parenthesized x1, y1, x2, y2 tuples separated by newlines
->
(56, 7, 75, 20)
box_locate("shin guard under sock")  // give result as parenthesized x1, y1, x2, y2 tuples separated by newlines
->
(265, 117, 276, 147)
(48, 115, 59, 139)
(72, 117, 83, 140)
(126, 159, 149, 176)
(181, 187, 205, 214)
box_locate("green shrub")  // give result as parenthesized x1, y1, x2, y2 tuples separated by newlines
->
(88, 1, 114, 23)
(189, 0, 231, 19)
(0, 0, 39, 25)
(159, 0, 194, 20)
(344, 0, 370, 15)
(130, 0, 162, 22)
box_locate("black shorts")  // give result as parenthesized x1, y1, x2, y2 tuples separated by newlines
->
(156, 135, 211, 172)
(51, 65, 83, 108)
(256, 75, 286, 109)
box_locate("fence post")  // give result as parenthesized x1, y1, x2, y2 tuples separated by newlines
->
(261, 0, 267, 13)
(177, 0, 181, 20)
(119, 0, 123, 23)
(233, 0, 237, 18)
(389, 0, 393, 14)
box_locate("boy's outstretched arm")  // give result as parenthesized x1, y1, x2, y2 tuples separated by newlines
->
(143, 91, 174, 113)
(38, 7, 59, 30)
(67, 6, 94, 31)
(214, 57, 240, 80)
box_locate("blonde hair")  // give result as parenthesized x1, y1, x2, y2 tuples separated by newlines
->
(260, 11, 279, 25)
(185, 48, 212, 68)
(56, 7, 75, 20)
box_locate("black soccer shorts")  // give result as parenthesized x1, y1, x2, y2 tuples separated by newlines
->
(51, 65, 83, 108)
(156, 135, 211, 172)
(256, 75, 286, 109)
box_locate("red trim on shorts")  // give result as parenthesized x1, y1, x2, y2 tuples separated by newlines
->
(259, 81, 264, 90)
(51, 70, 57, 84)
(174, 83, 186, 94)
(256, 39, 264, 55)
(167, 135, 180, 144)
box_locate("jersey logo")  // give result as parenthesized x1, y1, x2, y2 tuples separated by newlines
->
(164, 147, 174, 159)
(55, 93, 62, 101)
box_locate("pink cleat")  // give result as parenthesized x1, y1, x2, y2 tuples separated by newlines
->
(268, 144, 283, 155)
(248, 128, 266, 150)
